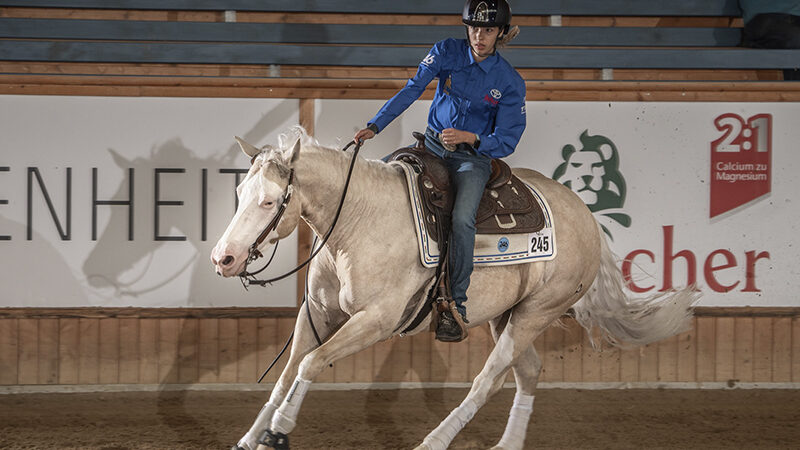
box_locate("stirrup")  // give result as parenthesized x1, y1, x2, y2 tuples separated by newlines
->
(435, 302, 468, 343)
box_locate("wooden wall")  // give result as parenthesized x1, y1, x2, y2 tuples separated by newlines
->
(2, 7, 799, 389)
(1, 311, 798, 386)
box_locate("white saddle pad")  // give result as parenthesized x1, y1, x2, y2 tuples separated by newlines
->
(393, 161, 557, 268)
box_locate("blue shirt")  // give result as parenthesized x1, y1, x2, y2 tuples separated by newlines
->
(368, 38, 527, 159)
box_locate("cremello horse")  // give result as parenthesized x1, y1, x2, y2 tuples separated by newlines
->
(211, 129, 696, 450)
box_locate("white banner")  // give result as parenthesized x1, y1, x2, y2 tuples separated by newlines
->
(317, 99, 800, 308)
(1, 96, 798, 308)
(0, 96, 300, 307)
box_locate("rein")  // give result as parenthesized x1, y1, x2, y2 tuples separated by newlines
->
(238, 140, 362, 288)
(235, 139, 362, 384)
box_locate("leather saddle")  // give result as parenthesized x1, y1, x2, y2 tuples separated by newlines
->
(388, 132, 545, 243)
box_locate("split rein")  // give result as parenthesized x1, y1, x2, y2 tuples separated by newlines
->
(237, 139, 363, 288)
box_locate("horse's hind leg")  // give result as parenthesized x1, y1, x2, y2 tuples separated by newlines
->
(485, 314, 540, 450)
(415, 306, 555, 450)
(491, 345, 540, 450)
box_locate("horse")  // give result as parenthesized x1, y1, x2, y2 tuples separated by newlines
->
(211, 128, 697, 450)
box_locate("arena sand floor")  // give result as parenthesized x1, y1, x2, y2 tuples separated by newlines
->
(1, 388, 798, 449)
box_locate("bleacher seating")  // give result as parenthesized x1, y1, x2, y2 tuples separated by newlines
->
(0, 0, 747, 15)
(1, 0, 799, 100)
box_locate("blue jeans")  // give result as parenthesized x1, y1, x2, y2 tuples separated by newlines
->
(423, 128, 492, 319)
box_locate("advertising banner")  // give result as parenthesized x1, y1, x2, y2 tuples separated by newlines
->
(1, 96, 798, 308)
(0, 96, 300, 307)
(317, 100, 799, 307)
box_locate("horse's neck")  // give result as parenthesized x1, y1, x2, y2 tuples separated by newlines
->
(296, 146, 400, 246)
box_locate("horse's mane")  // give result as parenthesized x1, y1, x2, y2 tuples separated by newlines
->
(274, 125, 396, 175)
(276, 125, 318, 152)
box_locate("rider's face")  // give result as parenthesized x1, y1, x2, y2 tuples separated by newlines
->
(467, 26, 500, 60)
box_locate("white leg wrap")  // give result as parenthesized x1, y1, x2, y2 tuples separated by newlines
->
(496, 394, 535, 450)
(422, 398, 479, 450)
(270, 377, 312, 435)
(238, 402, 279, 450)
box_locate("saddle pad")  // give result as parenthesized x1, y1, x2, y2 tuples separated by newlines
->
(393, 161, 557, 268)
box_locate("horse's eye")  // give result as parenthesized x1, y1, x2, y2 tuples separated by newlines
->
(262, 201, 274, 208)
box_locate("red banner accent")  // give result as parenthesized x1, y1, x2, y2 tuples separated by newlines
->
(710, 113, 772, 218)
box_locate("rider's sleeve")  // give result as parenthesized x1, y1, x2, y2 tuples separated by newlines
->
(367, 40, 446, 133)
(475, 73, 527, 159)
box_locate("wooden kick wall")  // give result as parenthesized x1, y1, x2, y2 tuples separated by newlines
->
(1, 311, 799, 386)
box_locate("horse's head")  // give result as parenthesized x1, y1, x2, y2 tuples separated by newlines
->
(211, 136, 303, 277)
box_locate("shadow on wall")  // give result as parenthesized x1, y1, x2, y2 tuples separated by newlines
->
(78, 98, 301, 447)
(82, 98, 298, 307)
(0, 215, 85, 306)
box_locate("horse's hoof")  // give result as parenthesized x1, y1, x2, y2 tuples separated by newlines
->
(257, 429, 289, 449)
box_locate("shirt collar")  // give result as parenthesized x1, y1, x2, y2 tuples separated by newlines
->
(464, 39, 499, 73)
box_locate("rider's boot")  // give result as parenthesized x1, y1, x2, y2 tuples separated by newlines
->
(435, 302, 469, 342)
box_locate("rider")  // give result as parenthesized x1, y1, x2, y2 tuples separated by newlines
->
(354, 0, 526, 342)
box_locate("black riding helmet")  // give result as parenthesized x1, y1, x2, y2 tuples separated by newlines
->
(462, 0, 512, 35)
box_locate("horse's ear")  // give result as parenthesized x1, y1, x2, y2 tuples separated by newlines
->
(287, 138, 301, 164)
(235, 136, 261, 158)
(107, 148, 132, 168)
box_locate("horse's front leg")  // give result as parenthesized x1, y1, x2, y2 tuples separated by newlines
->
(234, 301, 337, 450)
(258, 307, 393, 449)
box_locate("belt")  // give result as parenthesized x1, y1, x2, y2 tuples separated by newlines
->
(427, 127, 473, 153)
(437, 133, 458, 152)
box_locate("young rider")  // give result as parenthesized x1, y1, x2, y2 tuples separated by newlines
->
(354, 0, 527, 342)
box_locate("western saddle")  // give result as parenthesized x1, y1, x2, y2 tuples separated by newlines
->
(387, 131, 544, 243)
(389, 132, 546, 342)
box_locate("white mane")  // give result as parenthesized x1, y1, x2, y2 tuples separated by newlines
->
(276, 125, 318, 152)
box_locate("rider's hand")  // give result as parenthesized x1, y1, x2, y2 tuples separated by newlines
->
(441, 128, 478, 146)
(354, 128, 376, 143)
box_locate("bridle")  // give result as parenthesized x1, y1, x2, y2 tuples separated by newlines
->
(233, 138, 363, 383)
(237, 139, 362, 288)
(236, 166, 295, 286)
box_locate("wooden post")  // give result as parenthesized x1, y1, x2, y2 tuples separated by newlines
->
(297, 98, 315, 308)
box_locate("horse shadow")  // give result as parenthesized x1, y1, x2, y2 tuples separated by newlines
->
(364, 336, 452, 448)
(82, 99, 298, 447)
(0, 215, 85, 306)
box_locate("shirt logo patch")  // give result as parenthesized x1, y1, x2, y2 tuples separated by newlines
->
(490, 89, 502, 99)
(521, 105, 527, 115)
(422, 54, 435, 66)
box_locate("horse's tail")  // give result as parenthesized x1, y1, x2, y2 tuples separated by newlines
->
(571, 221, 699, 348)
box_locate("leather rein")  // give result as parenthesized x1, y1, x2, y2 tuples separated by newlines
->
(237, 140, 362, 288)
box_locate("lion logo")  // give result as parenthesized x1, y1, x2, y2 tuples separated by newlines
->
(553, 130, 631, 239)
